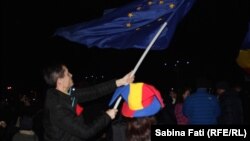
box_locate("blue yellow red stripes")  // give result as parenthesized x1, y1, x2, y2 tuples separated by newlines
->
(109, 82, 165, 118)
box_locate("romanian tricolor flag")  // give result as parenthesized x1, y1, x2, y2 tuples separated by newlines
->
(236, 22, 250, 75)
(109, 83, 165, 118)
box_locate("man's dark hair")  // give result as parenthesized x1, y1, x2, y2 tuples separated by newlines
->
(43, 64, 65, 87)
(127, 116, 156, 141)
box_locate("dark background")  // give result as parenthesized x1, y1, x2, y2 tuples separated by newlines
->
(1, 0, 250, 92)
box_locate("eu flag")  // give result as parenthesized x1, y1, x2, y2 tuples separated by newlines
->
(55, 0, 195, 50)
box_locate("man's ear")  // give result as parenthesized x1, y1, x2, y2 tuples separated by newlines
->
(56, 78, 62, 86)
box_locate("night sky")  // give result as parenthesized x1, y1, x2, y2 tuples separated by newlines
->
(1, 0, 250, 91)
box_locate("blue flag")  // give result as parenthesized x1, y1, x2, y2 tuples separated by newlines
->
(55, 0, 195, 50)
(241, 22, 250, 49)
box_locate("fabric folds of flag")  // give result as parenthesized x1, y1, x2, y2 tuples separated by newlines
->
(55, 0, 195, 50)
(236, 22, 250, 75)
(109, 83, 165, 118)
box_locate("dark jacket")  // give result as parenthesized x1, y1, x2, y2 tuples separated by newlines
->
(109, 118, 127, 141)
(218, 90, 244, 124)
(43, 80, 117, 141)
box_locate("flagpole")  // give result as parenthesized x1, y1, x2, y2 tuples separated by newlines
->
(113, 22, 168, 109)
(130, 0, 187, 80)
(113, 0, 190, 109)
(131, 22, 168, 76)
(113, 96, 122, 109)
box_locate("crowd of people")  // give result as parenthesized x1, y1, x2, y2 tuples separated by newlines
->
(0, 64, 250, 141)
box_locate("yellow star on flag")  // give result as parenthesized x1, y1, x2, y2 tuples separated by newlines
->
(128, 13, 133, 18)
(126, 23, 132, 28)
(159, 0, 164, 5)
(169, 3, 175, 9)
(148, 1, 153, 5)
(136, 6, 142, 11)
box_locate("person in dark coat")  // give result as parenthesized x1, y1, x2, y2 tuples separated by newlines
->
(43, 63, 134, 141)
(216, 81, 244, 125)
(12, 115, 39, 141)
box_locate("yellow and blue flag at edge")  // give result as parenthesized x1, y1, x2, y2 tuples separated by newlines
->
(237, 22, 250, 75)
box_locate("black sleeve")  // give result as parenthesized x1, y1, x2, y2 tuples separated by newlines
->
(52, 104, 112, 139)
(221, 98, 234, 124)
(72, 79, 117, 103)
